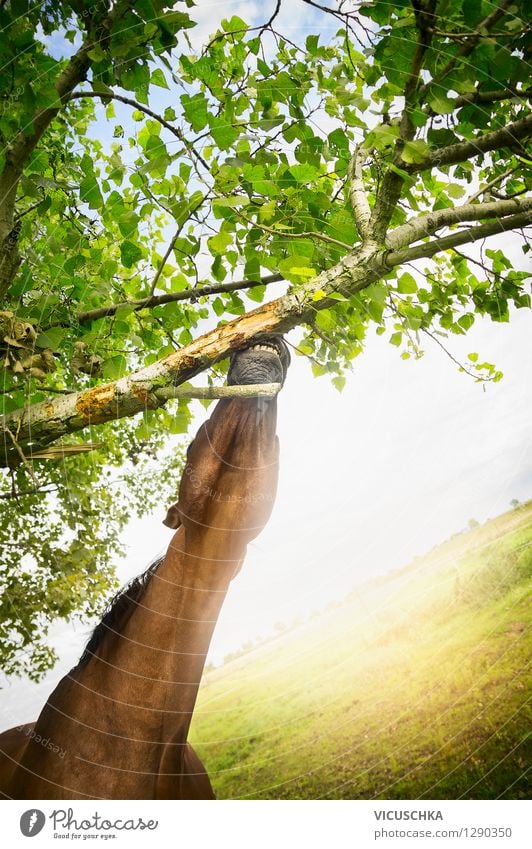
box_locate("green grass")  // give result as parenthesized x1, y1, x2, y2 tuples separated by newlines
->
(189, 503, 532, 799)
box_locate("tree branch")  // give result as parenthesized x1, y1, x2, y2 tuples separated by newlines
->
(149, 192, 206, 295)
(453, 87, 531, 110)
(155, 382, 281, 402)
(3, 204, 530, 464)
(4, 428, 40, 486)
(347, 147, 373, 242)
(386, 197, 532, 251)
(0, 241, 386, 464)
(370, 0, 436, 241)
(408, 114, 532, 173)
(67, 90, 210, 170)
(419, 0, 515, 99)
(0, 2, 133, 298)
(386, 211, 532, 265)
(44, 273, 284, 328)
(466, 166, 518, 203)
(232, 207, 352, 251)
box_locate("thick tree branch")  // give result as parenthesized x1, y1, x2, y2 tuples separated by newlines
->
(370, 0, 436, 241)
(3, 190, 530, 467)
(347, 147, 373, 242)
(386, 197, 532, 251)
(0, 241, 385, 464)
(408, 115, 532, 173)
(386, 211, 532, 265)
(0, 2, 133, 299)
(45, 273, 284, 329)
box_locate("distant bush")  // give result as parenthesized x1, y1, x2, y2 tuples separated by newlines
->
(458, 543, 532, 607)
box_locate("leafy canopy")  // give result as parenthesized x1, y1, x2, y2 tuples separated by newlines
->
(0, 0, 530, 677)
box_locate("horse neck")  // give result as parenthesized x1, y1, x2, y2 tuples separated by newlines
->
(72, 397, 279, 744)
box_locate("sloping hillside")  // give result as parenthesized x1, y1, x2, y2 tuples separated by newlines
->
(189, 503, 532, 799)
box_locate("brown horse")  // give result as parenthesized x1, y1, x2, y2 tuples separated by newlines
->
(0, 337, 289, 799)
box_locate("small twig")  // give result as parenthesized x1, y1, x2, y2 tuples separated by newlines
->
(3, 427, 40, 485)
(422, 328, 497, 382)
(432, 28, 520, 40)
(232, 207, 352, 251)
(466, 166, 518, 203)
(0, 486, 58, 500)
(36, 386, 78, 395)
(151, 223, 191, 296)
(14, 199, 43, 221)
(68, 91, 210, 170)
(451, 248, 495, 277)
(283, 336, 323, 368)
(491, 186, 529, 200)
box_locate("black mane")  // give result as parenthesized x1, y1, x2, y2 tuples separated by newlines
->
(76, 557, 163, 667)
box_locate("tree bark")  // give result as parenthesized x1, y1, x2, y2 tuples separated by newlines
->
(2, 198, 530, 468)
(0, 243, 386, 466)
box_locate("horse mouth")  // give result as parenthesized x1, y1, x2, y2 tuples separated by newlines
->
(228, 335, 290, 386)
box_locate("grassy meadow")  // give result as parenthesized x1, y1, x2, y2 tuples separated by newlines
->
(189, 503, 532, 799)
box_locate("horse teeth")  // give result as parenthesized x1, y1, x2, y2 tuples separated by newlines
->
(251, 344, 278, 354)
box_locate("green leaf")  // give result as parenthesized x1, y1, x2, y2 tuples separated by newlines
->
(397, 273, 417, 294)
(315, 309, 336, 331)
(87, 44, 106, 62)
(306, 34, 320, 54)
(458, 314, 474, 331)
(222, 15, 247, 32)
(208, 231, 233, 254)
(278, 256, 317, 280)
(428, 93, 455, 115)
(289, 163, 320, 182)
(167, 411, 191, 433)
(209, 115, 239, 150)
(247, 285, 266, 303)
(79, 175, 103, 209)
(120, 240, 144, 268)
(160, 10, 196, 30)
(114, 304, 137, 320)
(446, 183, 465, 199)
(101, 355, 127, 380)
(181, 93, 209, 132)
(34, 328, 66, 351)
(332, 375, 346, 392)
(401, 140, 430, 165)
(151, 69, 169, 89)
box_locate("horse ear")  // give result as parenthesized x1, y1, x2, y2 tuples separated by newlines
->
(163, 503, 181, 529)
